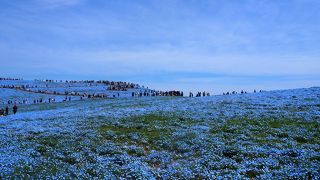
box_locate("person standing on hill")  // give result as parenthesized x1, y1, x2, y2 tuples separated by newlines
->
(5, 106, 9, 115)
(13, 104, 18, 114)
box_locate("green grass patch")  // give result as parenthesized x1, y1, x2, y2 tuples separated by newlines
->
(100, 125, 165, 141)
(110, 103, 149, 108)
(38, 135, 60, 147)
(304, 98, 315, 102)
(99, 113, 197, 152)
(12, 160, 65, 178)
(209, 117, 320, 146)
(269, 120, 282, 128)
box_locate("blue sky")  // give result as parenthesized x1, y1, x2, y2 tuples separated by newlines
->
(0, 0, 319, 93)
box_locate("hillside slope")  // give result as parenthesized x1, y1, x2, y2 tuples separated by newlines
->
(0, 87, 319, 178)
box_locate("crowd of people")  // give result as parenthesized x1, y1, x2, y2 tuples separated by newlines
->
(0, 77, 23, 81)
(107, 82, 140, 91)
(4, 94, 109, 106)
(189, 91, 210, 97)
(1, 79, 141, 98)
(0, 79, 218, 117)
(131, 90, 184, 97)
(0, 84, 109, 99)
(0, 104, 18, 116)
(35, 79, 140, 91)
(37, 79, 97, 83)
(222, 90, 263, 95)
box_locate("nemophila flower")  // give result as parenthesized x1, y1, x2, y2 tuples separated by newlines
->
(0, 81, 319, 178)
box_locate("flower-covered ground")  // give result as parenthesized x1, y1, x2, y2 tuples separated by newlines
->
(0, 80, 145, 102)
(0, 85, 319, 179)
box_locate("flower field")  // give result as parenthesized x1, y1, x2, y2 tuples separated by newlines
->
(0, 84, 319, 179)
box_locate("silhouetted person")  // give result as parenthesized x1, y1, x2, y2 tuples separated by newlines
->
(13, 104, 18, 114)
(5, 106, 9, 115)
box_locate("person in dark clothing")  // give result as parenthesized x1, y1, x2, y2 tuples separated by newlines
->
(5, 106, 9, 115)
(0, 109, 3, 116)
(13, 104, 18, 114)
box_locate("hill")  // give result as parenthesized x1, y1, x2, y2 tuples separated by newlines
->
(0, 81, 319, 179)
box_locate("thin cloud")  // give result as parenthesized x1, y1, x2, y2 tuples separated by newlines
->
(36, 0, 84, 8)
(0, 0, 319, 92)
